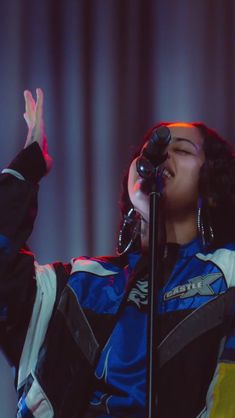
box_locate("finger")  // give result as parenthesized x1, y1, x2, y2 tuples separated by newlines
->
(24, 90, 35, 112)
(23, 112, 30, 125)
(34, 88, 45, 147)
(24, 90, 35, 121)
(35, 88, 44, 122)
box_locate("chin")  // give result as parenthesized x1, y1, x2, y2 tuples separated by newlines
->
(133, 201, 150, 223)
(141, 223, 149, 251)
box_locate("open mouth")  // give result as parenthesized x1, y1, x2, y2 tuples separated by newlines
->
(161, 166, 174, 179)
(138, 165, 174, 194)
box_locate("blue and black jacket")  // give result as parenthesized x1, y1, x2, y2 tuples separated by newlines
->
(0, 143, 235, 418)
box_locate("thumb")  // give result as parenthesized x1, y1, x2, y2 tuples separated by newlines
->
(23, 112, 30, 124)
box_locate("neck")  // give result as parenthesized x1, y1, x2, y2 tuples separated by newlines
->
(165, 209, 198, 245)
(140, 209, 198, 251)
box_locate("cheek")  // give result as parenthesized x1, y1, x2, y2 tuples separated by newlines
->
(176, 160, 202, 196)
(127, 158, 150, 219)
(127, 159, 139, 201)
(180, 157, 202, 180)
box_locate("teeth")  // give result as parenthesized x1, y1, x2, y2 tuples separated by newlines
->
(162, 168, 171, 179)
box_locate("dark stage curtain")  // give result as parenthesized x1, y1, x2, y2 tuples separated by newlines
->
(0, 0, 234, 416)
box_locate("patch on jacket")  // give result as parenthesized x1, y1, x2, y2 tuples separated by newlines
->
(164, 272, 222, 301)
(127, 278, 148, 310)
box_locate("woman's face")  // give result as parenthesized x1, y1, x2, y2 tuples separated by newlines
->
(128, 123, 205, 222)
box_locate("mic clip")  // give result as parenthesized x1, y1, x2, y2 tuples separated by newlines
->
(136, 152, 168, 179)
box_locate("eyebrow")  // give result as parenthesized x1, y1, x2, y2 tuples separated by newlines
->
(173, 137, 200, 150)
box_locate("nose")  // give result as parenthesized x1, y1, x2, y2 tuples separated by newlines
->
(166, 145, 172, 159)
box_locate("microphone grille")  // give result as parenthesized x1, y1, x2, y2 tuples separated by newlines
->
(151, 126, 171, 146)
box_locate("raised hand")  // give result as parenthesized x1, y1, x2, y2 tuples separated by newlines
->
(23, 88, 52, 172)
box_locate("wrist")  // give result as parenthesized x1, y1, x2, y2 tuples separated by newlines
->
(8, 142, 47, 183)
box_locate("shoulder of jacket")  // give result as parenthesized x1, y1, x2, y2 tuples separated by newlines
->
(196, 247, 235, 287)
(70, 255, 127, 277)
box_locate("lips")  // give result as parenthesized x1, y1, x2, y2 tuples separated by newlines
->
(162, 167, 171, 179)
(161, 165, 174, 179)
(137, 162, 175, 195)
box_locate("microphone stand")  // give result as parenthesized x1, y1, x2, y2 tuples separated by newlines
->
(146, 176, 162, 418)
(135, 125, 170, 418)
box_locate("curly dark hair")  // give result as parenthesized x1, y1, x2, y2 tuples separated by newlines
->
(119, 122, 235, 250)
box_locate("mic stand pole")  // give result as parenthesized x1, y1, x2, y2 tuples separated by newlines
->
(147, 179, 162, 418)
(135, 124, 170, 417)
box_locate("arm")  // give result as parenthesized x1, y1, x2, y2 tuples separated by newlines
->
(0, 88, 51, 256)
(0, 88, 50, 274)
(199, 295, 235, 418)
(0, 89, 52, 367)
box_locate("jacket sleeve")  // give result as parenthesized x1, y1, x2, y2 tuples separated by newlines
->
(0, 142, 47, 367)
(199, 298, 235, 418)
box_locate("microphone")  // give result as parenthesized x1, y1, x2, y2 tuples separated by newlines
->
(136, 125, 171, 179)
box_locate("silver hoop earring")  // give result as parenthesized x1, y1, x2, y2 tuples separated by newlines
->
(117, 208, 141, 255)
(197, 199, 206, 247)
(197, 198, 214, 247)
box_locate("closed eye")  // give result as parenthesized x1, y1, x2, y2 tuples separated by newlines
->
(174, 149, 191, 155)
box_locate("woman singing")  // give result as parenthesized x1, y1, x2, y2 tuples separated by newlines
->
(0, 89, 235, 418)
